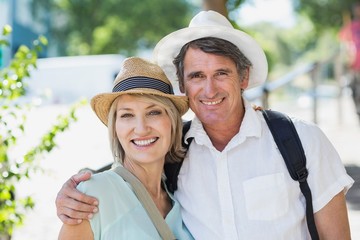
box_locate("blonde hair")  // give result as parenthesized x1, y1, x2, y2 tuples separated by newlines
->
(107, 94, 185, 166)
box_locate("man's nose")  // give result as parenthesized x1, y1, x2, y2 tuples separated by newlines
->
(204, 78, 217, 98)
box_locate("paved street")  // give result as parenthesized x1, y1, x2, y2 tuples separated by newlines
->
(10, 93, 360, 240)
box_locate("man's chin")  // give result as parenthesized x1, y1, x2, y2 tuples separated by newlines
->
(198, 115, 224, 126)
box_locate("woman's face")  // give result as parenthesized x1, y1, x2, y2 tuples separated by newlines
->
(115, 95, 172, 166)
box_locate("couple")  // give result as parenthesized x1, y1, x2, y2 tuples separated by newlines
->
(57, 11, 354, 239)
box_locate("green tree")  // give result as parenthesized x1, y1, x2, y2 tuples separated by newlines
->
(31, 0, 194, 56)
(0, 25, 84, 238)
(294, 0, 357, 33)
(201, 0, 244, 16)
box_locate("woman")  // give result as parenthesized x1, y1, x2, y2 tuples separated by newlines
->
(58, 57, 193, 239)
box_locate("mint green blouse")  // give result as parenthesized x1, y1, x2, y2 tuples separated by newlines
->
(77, 170, 193, 240)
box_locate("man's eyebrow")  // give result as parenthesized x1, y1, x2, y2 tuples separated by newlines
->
(186, 68, 233, 78)
(216, 68, 232, 73)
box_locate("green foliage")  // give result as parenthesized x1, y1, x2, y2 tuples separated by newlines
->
(0, 25, 85, 236)
(294, 0, 357, 33)
(31, 0, 194, 56)
(226, 0, 245, 13)
(238, 7, 341, 79)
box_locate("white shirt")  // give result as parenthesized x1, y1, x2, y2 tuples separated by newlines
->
(175, 100, 354, 240)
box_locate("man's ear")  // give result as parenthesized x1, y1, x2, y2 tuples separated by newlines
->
(240, 67, 250, 89)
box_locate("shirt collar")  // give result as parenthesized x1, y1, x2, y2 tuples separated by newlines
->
(184, 99, 263, 149)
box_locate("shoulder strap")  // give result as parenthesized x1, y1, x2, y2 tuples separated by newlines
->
(261, 109, 319, 240)
(164, 120, 193, 193)
(112, 166, 176, 240)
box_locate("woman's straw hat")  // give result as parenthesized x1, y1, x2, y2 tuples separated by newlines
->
(153, 10, 268, 89)
(91, 57, 189, 126)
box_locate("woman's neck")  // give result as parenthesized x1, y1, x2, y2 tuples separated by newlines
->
(123, 159, 171, 217)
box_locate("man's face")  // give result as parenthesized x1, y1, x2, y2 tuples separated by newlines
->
(182, 47, 249, 126)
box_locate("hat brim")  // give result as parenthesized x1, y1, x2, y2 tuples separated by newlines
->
(153, 25, 268, 90)
(91, 90, 189, 126)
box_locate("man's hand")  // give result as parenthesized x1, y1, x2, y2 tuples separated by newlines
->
(56, 171, 99, 225)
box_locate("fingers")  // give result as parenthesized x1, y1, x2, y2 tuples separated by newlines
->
(58, 213, 83, 225)
(56, 186, 99, 212)
(60, 172, 98, 205)
(55, 172, 99, 225)
(71, 171, 92, 185)
(57, 198, 98, 224)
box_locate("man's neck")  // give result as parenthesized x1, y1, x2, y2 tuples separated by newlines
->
(203, 115, 243, 152)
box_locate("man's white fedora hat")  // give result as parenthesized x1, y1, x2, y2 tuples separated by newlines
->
(152, 10, 268, 90)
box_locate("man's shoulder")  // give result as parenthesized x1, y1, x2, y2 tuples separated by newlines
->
(259, 110, 324, 139)
(288, 115, 319, 131)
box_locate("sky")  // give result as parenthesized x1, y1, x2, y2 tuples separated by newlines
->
(236, 0, 296, 28)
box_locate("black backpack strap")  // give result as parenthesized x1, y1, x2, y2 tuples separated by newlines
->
(164, 120, 193, 193)
(81, 163, 112, 174)
(262, 109, 319, 240)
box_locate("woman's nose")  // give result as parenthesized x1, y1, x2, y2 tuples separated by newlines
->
(133, 117, 149, 135)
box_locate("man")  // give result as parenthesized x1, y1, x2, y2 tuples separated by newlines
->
(56, 11, 353, 239)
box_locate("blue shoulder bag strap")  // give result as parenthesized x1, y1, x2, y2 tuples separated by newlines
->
(262, 109, 319, 240)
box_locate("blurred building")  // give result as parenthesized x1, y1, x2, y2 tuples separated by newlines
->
(0, 0, 12, 67)
(27, 54, 125, 104)
(0, 0, 130, 104)
(1, 0, 51, 67)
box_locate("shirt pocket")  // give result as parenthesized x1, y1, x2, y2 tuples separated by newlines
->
(243, 173, 289, 221)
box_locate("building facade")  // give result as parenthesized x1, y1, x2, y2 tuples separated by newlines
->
(0, 0, 50, 67)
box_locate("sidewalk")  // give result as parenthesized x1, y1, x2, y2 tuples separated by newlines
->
(10, 94, 360, 239)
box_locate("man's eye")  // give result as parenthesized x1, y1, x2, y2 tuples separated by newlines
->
(215, 71, 227, 76)
(189, 73, 203, 79)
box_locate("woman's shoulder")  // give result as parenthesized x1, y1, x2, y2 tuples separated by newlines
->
(77, 170, 127, 195)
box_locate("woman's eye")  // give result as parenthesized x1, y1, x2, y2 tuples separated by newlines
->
(120, 113, 133, 118)
(148, 110, 162, 116)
